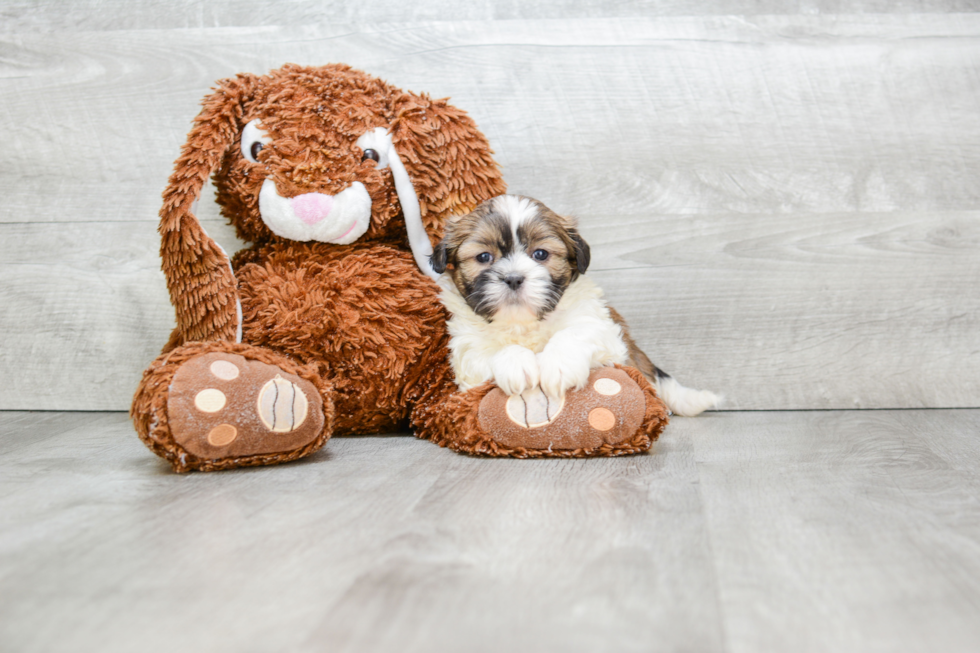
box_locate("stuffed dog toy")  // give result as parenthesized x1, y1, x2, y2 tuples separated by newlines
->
(131, 63, 668, 472)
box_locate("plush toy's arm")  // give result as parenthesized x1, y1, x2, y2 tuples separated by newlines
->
(159, 74, 256, 348)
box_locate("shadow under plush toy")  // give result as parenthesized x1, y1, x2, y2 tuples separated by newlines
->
(131, 63, 669, 472)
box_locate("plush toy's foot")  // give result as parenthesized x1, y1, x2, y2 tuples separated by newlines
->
(477, 366, 662, 455)
(132, 342, 334, 472)
(419, 366, 669, 458)
(168, 352, 325, 460)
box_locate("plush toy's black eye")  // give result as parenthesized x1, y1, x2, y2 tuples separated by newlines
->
(362, 149, 380, 163)
(241, 120, 271, 164)
(532, 249, 549, 261)
(476, 252, 493, 264)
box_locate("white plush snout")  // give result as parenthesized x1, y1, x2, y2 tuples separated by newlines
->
(258, 179, 372, 244)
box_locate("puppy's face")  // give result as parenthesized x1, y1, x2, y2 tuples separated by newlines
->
(432, 195, 591, 321)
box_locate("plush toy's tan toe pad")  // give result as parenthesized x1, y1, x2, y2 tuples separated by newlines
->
(478, 367, 645, 451)
(168, 353, 324, 460)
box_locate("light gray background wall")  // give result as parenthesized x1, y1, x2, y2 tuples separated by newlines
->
(2, 1, 979, 411)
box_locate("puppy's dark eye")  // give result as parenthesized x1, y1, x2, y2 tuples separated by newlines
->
(362, 149, 380, 163)
(250, 142, 264, 160)
(476, 252, 493, 264)
(532, 249, 549, 261)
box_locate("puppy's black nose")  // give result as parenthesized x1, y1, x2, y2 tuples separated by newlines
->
(504, 274, 524, 290)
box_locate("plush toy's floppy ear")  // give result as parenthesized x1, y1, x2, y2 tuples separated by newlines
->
(390, 92, 507, 245)
(159, 73, 257, 349)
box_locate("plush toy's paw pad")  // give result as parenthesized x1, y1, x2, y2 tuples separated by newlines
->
(478, 367, 645, 451)
(504, 386, 565, 428)
(168, 353, 324, 460)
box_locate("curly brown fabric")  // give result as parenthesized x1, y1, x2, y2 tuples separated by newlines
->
(618, 364, 671, 442)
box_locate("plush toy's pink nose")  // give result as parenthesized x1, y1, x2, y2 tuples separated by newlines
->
(291, 193, 334, 225)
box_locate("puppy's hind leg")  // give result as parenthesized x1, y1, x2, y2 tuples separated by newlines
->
(608, 307, 721, 417)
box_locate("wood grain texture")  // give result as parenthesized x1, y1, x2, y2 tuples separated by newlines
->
(691, 409, 980, 653)
(6, 16, 980, 223)
(2, 409, 979, 652)
(1, 12, 979, 409)
(0, 219, 240, 410)
(0, 411, 724, 653)
(4, 1, 980, 35)
(590, 210, 980, 409)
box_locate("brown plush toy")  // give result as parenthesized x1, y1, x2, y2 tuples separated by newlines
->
(131, 63, 668, 472)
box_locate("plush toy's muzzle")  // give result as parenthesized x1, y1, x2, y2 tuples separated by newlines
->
(258, 177, 373, 244)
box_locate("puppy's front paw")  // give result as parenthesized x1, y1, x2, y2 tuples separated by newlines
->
(491, 345, 540, 396)
(537, 347, 592, 399)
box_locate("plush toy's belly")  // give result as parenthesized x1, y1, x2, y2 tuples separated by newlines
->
(235, 243, 451, 434)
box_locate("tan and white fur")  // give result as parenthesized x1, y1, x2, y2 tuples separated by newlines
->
(431, 195, 719, 417)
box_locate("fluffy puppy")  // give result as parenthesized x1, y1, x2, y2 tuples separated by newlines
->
(431, 195, 719, 417)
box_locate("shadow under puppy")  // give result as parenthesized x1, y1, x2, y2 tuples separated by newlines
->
(431, 195, 719, 417)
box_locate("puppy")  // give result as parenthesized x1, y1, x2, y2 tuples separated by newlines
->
(431, 195, 719, 417)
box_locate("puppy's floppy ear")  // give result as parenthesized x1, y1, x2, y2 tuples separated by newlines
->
(159, 73, 258, 349)
(390, 93, 507, 245)
(430, 241, 449, 275)
(571, 230, 591, 276)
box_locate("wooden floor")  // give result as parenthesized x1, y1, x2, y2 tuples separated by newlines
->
(3, 409, 979, 653)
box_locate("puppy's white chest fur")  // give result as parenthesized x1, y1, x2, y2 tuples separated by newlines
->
(439, 274, 628, 391)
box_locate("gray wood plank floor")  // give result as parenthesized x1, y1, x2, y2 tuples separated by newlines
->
(2, 8, 979, 411)
(2, 409, 979, 653)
